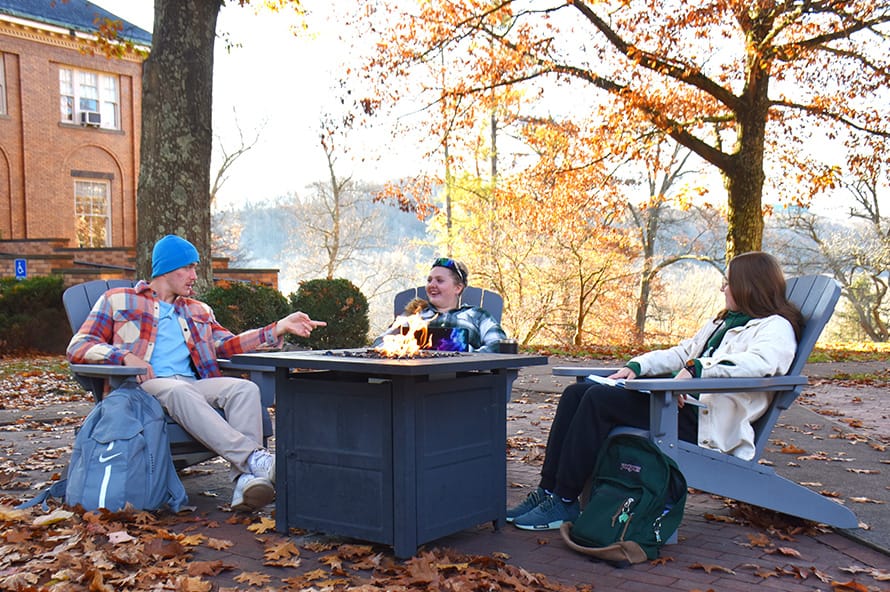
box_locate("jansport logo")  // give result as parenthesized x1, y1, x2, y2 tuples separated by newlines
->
(620, 462, 642, 473)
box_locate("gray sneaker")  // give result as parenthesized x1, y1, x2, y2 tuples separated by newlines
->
(231, 473, 274, 512)
(248, 449, 275, 484)
(506, 487, 547, 522)
(512, 493, 580, 531)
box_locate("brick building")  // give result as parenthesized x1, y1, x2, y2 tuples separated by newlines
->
(0, 0, 277, 288)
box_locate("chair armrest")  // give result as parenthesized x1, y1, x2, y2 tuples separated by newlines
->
(70, 364, 145, 378)
(70, 364, 145, 401)
(625, 375, 807, 394)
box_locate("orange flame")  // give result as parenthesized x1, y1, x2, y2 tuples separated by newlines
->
(375, 314, 430, 357)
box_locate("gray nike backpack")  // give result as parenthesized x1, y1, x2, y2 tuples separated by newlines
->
(63, 382, 188, 512)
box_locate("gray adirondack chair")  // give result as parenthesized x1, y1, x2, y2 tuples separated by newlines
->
(63, 279, 275, 469)
(393, 286, 504, 322)
(553, 274, 858, 529)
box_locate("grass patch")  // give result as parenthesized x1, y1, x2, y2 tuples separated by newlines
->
(827, 370, 890, 384)
(809, 341, 890, 363)
(534, 341, 889, 364)
(530, 343, 649, 360)
(0, 355, 70, 378)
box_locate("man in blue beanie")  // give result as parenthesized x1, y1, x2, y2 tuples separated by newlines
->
(68, 234, 326, 512)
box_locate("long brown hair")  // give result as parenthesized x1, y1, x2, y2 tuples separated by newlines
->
(722, 252, 803, 340)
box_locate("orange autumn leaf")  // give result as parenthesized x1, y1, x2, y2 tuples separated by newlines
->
(246, 516, 276, 534)
(187, 560, 232, 577)
(766, 546, 802, 558)
(703, 513, 736, 523)
(264, 540, 301, 561)
(319, 553, 344, 572)
(650, 556, 673, 566)
(302, 568, 329, 582)
(780, 444, 807, 454)
(746, 533, 771, 547)
(143, 537, 184, 559)
(831, 580, 870, 592)
(179, 533, 206, 547)
(233, 571, 271, 586)
(689, 562, 736, 575)
(176, 576, 212, 592)
(206, 537, 235, 550)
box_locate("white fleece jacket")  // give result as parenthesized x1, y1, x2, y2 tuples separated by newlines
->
(629, 314, 797, 460)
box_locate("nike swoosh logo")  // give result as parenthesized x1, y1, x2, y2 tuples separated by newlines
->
(99, 452, 123, 462)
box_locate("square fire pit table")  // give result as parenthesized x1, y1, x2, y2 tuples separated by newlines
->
(231, 349, 548, 558)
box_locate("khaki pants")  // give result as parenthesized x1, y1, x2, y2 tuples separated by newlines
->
(141, 375, 263, 480)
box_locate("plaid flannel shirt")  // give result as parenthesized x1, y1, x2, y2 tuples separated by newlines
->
(67, 280, 280, 378)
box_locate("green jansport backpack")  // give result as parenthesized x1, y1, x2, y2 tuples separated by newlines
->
(560, 433, 687, 565)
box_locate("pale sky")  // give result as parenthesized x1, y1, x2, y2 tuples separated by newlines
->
(91, 1, 422, 210)
(90, 1, 875, 222)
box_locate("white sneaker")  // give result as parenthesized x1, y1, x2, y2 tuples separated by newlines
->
(231, 473, 274, 512)
(248, 449, 275, 484)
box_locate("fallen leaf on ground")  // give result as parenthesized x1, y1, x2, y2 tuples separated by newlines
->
(839, 565, 890, 581)
(689, 562, 735, 575)
(33, 508, 74, 526)
(107, 530, 137, 544)
(187, 560, 232, 577)
(206, 537, 234, 550)
(264, 540, 301, 561)
(780, 444, 807, 454)
(766, 546, 802, 558)
(180, 533, 206, 546)
(233, 571, 271, 586)
(175, 576, 212, 592)
(246, 516, 276, 534)
(830, 580, 870, 591)
(746, 533, 771, 547)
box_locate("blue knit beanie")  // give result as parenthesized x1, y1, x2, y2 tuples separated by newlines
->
(151, 235, 200, 278)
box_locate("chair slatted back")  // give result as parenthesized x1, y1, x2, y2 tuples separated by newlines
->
(750, 274, 840, 456)
(63, 279, 136, 334)
(784, 275, 841, 378)
(393, 286, 504, 322)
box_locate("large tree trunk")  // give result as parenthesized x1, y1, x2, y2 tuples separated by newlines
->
(723, 155, 765, 260)
(722, 11, 772, 261)
(136, 0, 222, 290)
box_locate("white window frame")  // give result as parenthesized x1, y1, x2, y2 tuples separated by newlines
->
(59, 66, 119, 130)
(74, 179, 111, 248)
(0, 55, 6, 115)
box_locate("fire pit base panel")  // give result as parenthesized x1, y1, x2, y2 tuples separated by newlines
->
(276, 369, 511, 558)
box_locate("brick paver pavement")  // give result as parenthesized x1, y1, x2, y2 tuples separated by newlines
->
(2, 358, 888, 591)
(162, 376, 889, 591)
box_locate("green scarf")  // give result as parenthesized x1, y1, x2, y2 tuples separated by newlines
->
(702, 310, 752, 357)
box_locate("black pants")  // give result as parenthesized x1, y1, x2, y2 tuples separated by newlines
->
(540, 381, 699, 500)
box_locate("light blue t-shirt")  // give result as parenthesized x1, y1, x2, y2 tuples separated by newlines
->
(152, 301, 195, 378)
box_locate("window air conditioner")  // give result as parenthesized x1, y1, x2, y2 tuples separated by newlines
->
(80, 111, 101, 127)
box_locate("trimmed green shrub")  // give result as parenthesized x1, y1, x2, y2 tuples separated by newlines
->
(0, 275, 69, 354)
(288, 278, 369, 349)
(199, 281, 290, 335)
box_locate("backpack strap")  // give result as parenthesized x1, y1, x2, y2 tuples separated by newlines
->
(559, 522, 649, 565)
(15, 480, 68, 512)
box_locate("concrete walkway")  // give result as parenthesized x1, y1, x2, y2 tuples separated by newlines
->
(1, 357, 888, 591)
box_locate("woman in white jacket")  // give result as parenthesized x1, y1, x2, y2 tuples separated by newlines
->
(509, 252, 803, 531)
